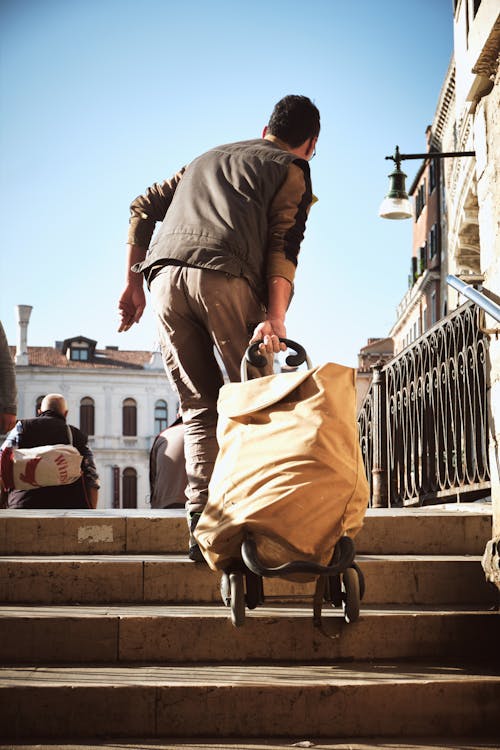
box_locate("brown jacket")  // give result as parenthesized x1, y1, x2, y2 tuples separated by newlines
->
(128, 137, 313, 302)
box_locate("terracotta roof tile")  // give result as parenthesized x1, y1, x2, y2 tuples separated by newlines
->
(9, 346, 153, 370)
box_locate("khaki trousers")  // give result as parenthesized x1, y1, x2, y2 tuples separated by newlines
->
(149, 266, 267, 513)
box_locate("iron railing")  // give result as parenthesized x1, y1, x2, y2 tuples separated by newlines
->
(358, 300, 491, 507)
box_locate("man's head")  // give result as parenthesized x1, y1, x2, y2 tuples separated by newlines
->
(265, 95, 320, 158)
(40, 393, 68, 417)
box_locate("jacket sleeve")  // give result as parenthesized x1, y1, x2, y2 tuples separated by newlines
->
(266, 160, 313, 285)
(72, 426, 100, 489)
(149, 435, 159, 496)
(0, 322, 17, 416)
(81, 446, 100, 489)
(127, 168, 186, 248)
(0, 421, 22, 452)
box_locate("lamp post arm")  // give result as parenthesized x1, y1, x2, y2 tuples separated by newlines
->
(385, 150, 475, 163)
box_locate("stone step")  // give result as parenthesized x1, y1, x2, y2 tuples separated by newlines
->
(0, 553, 493, 606)
(1, 662, 498, 740)
(3, 741, 500, 750)
(0, 506, 492, 556)
(0, 555, 496, 606)
(0, 604, 498, 664)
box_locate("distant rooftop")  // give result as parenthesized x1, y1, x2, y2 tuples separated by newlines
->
(9, 344, 153, 370)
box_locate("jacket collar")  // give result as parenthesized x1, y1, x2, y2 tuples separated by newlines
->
(40, 410, 66, 421)
(263, 134, 291, 152)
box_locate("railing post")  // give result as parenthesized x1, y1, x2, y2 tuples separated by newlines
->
(371, 363, 389, 508)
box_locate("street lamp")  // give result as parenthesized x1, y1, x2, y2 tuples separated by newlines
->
(379, 145, 476, 220)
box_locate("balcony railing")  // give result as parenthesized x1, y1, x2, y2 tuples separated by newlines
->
(358, 300, 491, 507)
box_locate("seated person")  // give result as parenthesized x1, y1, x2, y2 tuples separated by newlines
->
(0, 393, 99, 509)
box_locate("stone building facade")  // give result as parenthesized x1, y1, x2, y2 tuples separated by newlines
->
(356, 337, 394, 413)
(389, 61, 458, 355)
(386, 1, 499, 543)
(450, 0, 499, 546)
(7, 306, 179, 509)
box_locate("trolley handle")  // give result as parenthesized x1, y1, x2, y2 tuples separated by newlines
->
(241, 533, 356, 579)
(242, 338, 311, 379)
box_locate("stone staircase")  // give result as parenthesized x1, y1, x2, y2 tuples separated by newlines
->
(0, 506, 499, 744)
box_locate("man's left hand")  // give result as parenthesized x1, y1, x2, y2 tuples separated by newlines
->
(118, 284, 146, 332)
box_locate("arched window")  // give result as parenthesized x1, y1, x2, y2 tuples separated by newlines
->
(35, 395, 44, 415)
(154, 399, 168, 433)
(122, 467, 137, 508)
(80, 396, 95, 436)
(122, 398, 137, 436)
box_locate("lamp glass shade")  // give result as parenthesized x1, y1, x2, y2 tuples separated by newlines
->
(378, 195, 413, 220)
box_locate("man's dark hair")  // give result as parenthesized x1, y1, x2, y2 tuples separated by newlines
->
(267, 95, 320, 148)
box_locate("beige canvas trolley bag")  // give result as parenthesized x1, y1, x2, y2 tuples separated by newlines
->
(194, 349, 369, 576)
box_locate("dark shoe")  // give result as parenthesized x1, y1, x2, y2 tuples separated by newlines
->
(189, 511, 201, 530)
(188, 512, 206, 563)
(188, 543, 205, 563)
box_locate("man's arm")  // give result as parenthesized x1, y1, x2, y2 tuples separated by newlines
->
(0, 421, 22, 496)
(0, 322, 17, 434)
(85, 486, 99, 509)
(251, 161, 313, 353)
(79, 441, 100, 510)
(1, 421, 22, 451)
(118, 169, 185, 332)
(149, 435, 159, 498)
(266, 160, 312, 283)
(127, 169, 185, 248)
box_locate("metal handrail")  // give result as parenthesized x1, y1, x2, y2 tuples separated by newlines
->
(447, 274, 500, 323)
(357, 300, 490, 507)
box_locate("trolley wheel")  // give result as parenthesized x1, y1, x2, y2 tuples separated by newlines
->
(342, 567, 361, 624)
(245, 569, 264, 609)
(229, 571, 246, 627)
(325, 573, 343, 608)
(220, 572, 231, 607)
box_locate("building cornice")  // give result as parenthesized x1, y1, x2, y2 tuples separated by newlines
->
(432, 60, 456, 142)
(391, 270, 441, 334)
(471, 14, 500, 81)
(14, 366, 168, 378)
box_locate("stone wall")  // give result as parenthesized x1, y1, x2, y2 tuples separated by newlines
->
(476, 63, 500, 536)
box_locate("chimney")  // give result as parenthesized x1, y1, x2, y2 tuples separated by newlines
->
(145, 350, 164, 370)
(15, 305, 33, 366)
(145, 341, 164, 370)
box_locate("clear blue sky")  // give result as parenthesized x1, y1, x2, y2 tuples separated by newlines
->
(0, 0, 453, 367)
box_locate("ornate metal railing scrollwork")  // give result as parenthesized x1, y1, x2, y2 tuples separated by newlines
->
(358, 301, 490, 506)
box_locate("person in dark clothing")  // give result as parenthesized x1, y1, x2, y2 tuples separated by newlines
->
(149, 415, 188, 508)
(0, 321, 17, 435)
(0, 393, 99, 509)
